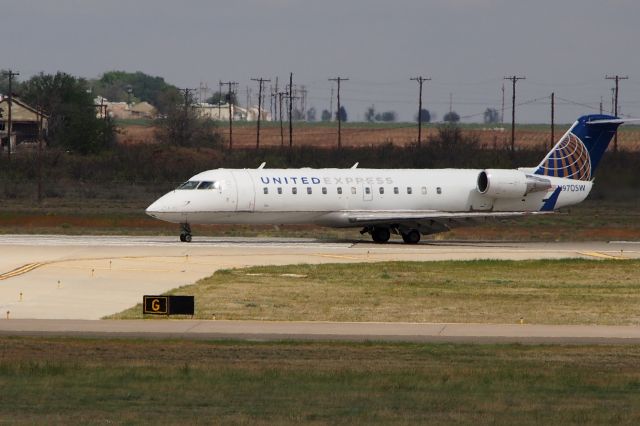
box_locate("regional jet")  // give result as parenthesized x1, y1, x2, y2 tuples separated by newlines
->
(146, 114, 626, 243)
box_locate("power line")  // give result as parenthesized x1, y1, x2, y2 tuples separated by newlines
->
(2, 69, 19, 161)
(606, 74, 628, 152)
(287, 73, 299, 148)
(410, 76, 431, 146)
(251, 77, 271, 148)
(220, 81, 238, 149)
(328, 76, 349, 148)
(504, 75, 526, 154)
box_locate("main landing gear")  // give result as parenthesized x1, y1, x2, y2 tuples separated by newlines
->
(361, 226, 422, 244)
(179, 223, 192, 243)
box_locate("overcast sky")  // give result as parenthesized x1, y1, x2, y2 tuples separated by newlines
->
(2, 0, 639, 122)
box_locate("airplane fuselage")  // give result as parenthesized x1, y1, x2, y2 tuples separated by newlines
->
(146, 167, 590, 227)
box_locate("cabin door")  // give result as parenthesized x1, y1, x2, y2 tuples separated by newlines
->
(230, 170, 256, 212)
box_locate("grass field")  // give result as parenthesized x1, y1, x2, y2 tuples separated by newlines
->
(109, 259, 640, 325)
(1, 198, 639, 241)
(1, 337, 639, 424)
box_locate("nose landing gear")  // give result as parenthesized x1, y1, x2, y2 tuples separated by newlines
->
(179, 223, 192, 243)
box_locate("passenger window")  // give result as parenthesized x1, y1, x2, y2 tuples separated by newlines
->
(322, 187, 327, 195)
(437, 187, 442, 194)
(379, 187, 384, 194)
(277, 187, 282, 194)
(365, 187, 371, 195)
(307, 187, 312, 194)
(337, 187, 343, 195)
(351, 187, 356, 195)
(421, 186, 427, 195)
(263, 187, 268, 194)
(393, 187, 399, 194)
(292, 187, 297, 195)
(407, 187, 412, 194)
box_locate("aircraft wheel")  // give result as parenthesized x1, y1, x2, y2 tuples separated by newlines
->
(371, 227, 391, 243)
(401, 229, 421, 244)
(180, 223, 192, 243)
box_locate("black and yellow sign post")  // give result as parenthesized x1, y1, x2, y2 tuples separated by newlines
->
(143, 295, 194, 317)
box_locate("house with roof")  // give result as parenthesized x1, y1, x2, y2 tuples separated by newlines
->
(0, 96, 48, 151)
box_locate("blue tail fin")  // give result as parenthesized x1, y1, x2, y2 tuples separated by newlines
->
(534, 114, 622, 181)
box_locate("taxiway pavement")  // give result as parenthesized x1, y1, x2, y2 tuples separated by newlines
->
(1, 235, 638, 322)
(2, 319, 640, 345)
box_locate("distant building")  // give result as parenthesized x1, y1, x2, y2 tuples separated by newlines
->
(94, 96, 157, 119)
(130, 101, 157, 119)
(0, 96, 48, 151)
(194, 103, 247, 121)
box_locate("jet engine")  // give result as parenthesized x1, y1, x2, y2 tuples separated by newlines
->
(477, 169, 552, 199)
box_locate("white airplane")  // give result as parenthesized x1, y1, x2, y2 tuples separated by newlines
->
(146, 114, 626, 243)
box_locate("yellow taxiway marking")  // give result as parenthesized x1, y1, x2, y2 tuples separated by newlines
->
(313, 253, 370, 261)
(0, 263, 47, 280)
(578, 251, 628, 260)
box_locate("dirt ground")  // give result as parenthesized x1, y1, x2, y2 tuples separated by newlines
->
(119, 123, 640, 150)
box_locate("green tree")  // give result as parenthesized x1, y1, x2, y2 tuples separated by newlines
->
(92, 71, 180, 114)
(207, 91, 239, 106)
(321, 109, 331, 121)
(0, 69, 18, 95)
(483, 108, 500, 124)
(155, 91, 222, 147)
(443, 111, 460, 123)
(365, 105, 376, 122)
(20, 72, 115, 154)
(415, 108, 431, 123)
(306, 107, 317, 122)
(374, 111, 397, 122)
(336, 106, 348, 122)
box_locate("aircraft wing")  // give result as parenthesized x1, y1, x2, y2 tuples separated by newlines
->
(344, 210, 552, 234)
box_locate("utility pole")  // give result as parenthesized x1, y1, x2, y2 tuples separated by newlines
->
(218, 81, 222, 119)
(328, 76, 349, 148)
(606, 74, 628, 153)
(3, 69, 19, 161)
(599, 96, 603, 115)
(288, 73, 297, 148)
(329, 86, 334, 120)
(37, 102, 43, 203)
(177, 88, 195, 146)
(251, 77, 271, 149)
(550, 92, 555, 151)
(410, 76, 431, 147)
(278, 91, 286, 146)
(501, 83, 505, 124)
(504, 75, 526, 154)
(299, 85, 308, 120)
(220, 81, 237, 149)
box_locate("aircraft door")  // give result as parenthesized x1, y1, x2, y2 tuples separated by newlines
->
(231, 170, 256, 212)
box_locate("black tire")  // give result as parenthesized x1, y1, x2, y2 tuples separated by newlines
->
(401, 229, 421, 244)
(180, 234, 186, 242)
(371, 227, 391, 243)
(184, 234, 192, 243)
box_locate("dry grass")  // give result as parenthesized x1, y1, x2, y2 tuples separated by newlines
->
(1, 337, 640, 424)
(110, 259, 640, 325)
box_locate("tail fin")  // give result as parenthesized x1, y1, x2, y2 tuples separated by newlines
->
(534, 114, 623, 181)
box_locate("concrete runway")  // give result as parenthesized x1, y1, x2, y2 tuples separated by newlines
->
(0, 235, 638, 343)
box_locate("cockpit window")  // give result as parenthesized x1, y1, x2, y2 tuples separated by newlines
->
(177, 181, 199, 190)
(197, 181, 214, 189)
